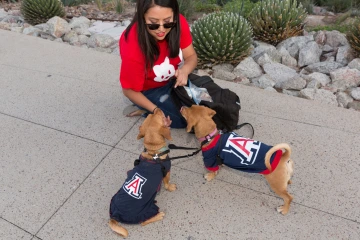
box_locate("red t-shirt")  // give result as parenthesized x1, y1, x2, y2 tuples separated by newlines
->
(119, 14, 192, 91)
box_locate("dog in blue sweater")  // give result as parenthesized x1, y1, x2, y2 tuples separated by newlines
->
(109, 108, 176, 238)
(180, 105, 294, 215)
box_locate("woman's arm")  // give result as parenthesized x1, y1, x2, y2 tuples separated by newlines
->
(122, 88, 157, 113)
(123, 89, 172, 126)
(174, 43, 198, 88)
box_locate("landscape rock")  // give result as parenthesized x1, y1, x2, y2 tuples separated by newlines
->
(47, 16, 71, 38)
(336, 92, 353, 107)
(298, 41, 322, 67)
(233, 57, 263, 79)
(350, 87, 360, 100)
(330, 68, 360, 90)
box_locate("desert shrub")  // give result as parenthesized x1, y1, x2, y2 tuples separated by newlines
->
(298, 0, 315, 14)
(217, 0, 233, 6)
(222, 0, 255, 18)
(346, 17, 360, 57)
(194, 1, 222, 12)
(178, 0, 195, 19)
(306, 23, 353, 33)
(60, 0, 92, 7)
(315, 0, 360, 13)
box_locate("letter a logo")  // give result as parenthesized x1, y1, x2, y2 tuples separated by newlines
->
(123, 173, 147, 199)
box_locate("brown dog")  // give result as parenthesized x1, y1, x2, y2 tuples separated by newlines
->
(109, 108, 176, 238)
(180, 105, 294, 215)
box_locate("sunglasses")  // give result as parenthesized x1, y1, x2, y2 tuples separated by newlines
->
(145, 22, 176, 30)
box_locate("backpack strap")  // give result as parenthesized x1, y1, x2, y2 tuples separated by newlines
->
(235, 122, 255, 139)
(191, 75, 213, 87)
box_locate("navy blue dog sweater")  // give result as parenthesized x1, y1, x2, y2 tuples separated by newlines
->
(109, 155, 171, 224)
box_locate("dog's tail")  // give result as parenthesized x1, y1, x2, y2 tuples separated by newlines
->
(265, 143, 291, 173)
(109, 219, 129, 238)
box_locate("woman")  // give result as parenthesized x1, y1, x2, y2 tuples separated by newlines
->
(119, 0, 198, 128)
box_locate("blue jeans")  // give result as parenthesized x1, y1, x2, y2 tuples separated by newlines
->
(137, 80, 187, 129)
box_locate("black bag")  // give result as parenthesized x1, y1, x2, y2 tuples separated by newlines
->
(171, 73, 241, 132)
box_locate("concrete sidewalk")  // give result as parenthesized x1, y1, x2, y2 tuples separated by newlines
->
(1, 30, 359, 240)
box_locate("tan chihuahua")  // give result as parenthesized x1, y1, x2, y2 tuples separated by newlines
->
(109, 108, 176, 238)
(180, 105, 294, 215)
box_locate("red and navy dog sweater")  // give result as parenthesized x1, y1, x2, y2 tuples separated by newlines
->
(202, 132, 282, 174)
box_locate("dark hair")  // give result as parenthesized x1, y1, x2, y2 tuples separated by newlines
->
(124, 0, 180, 69)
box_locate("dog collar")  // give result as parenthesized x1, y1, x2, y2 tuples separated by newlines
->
(198, 129, 218, 142)
(144, 146, 170, 161)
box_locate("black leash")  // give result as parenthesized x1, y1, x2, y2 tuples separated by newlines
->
(166, 123, 254, 161)
(167, 136, 216, 160)
(167, 144, 202, 160)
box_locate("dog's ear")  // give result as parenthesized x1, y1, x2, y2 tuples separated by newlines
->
(160, 127, 172, 141)
(185, 116, 196, 133)
(207, 108, 216, 118)
(137, 125, 145, 139)
(137, 115, 152, 139)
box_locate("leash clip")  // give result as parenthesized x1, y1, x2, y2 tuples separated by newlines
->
(153, 154, 159, 160)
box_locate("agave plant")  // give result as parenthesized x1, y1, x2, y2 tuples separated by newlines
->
(21, 0, 66, 25)
(248, 0, 307, 46)
(346, 18, 360, 57)
(191, 12, 253, 66)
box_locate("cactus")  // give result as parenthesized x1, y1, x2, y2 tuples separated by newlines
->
(248, 0, 307, 46)
(21, 0, 66, 25)
(346, 18, 360, 57)
(191, 12, 253, 66)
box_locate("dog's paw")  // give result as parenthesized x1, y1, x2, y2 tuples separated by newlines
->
(276, 205, 289, 215)
(154, 212, 166, 221)
(204, 172, 215, 181)
(165, 183, 177, 192)
(140, 212, 166, 226)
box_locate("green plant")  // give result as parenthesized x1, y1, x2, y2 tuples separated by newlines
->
(191, 12, 253, 66)
(113, 0, 124, 13)
(217, 0, 232, 6)
(60, 0, 92, 7)
(248, 0, 307, 46)
(21, 0, 66, 25)
(306, 23, 353, 33)
(346, 18, 360, 57)
(298, 0, 315, 14)
(222, 0, 255, 18)
(315, 0, 359, 13)
(95, 0, 103, 10)
(178, 0, 195, 19)
(194, 1, 221, 12)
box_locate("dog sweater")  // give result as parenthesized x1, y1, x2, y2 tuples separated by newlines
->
(202, 132, 282, 174)
(109, 155, 171, 224)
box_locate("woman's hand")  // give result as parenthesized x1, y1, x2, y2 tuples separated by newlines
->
(163, 115, 172, 128)
(173, 44, 197, 88)
(174, 68, 188, 88)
